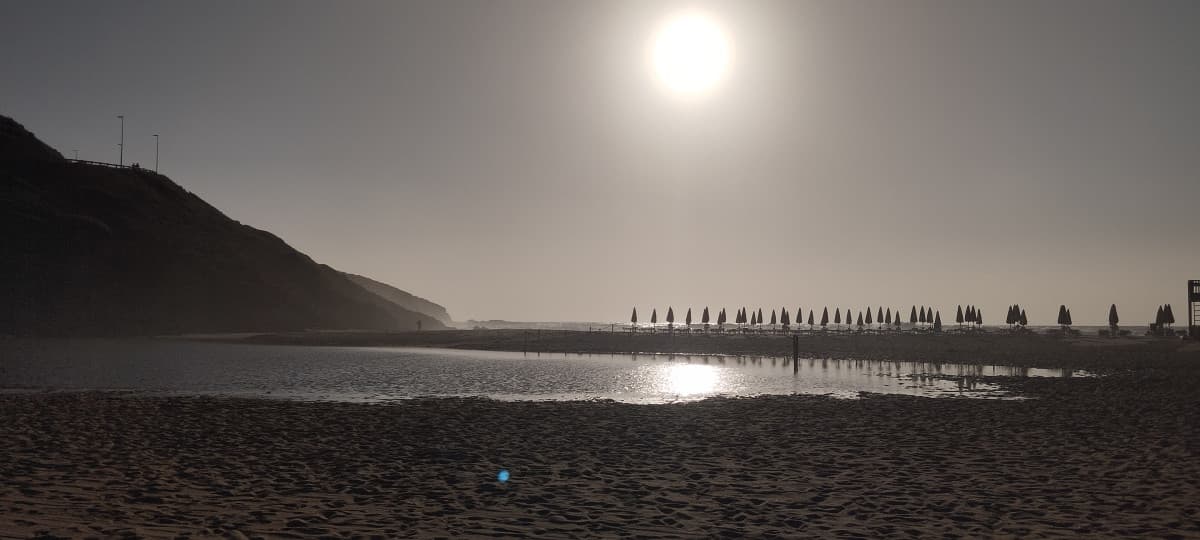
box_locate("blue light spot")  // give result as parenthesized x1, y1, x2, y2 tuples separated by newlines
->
(497, 469, 510, 483)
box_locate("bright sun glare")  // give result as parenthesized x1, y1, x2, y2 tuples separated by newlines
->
(650, 11, 732, 98)
(664, 364, 720, 396)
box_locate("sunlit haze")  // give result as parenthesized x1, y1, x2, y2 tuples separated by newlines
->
(3, 0, 1198, 324)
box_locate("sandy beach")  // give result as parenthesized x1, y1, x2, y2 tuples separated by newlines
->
(3, 339, 1199, 538)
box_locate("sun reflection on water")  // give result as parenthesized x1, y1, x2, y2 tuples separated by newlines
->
(662, 363, 720, 396)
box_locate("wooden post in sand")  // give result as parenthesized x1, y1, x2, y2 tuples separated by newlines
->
(793, 335, 799, 374)
(1189, 280, 1200, 338)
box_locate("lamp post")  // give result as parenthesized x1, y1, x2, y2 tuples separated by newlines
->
(117, 115, 124, 166)
(153, 134, 159, 172)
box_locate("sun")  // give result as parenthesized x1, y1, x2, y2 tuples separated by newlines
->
(650, 11, 732, 98)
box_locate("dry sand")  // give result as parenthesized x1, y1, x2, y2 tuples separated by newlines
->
(3, 343, 1199, 538)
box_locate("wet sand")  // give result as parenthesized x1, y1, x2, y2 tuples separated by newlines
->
(225, 328, 1200, 371)
(3, 353, 1199, 538)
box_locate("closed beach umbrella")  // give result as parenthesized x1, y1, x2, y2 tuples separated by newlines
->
(894, 309, 902, 329)
(702, 307, 710, 325)
(885, 308, 892, 325)
(956, 305, 964, 326)
(910, 306, 918, 325)
(866, 308, 873, 326)
(1057, 305, 1066, 326)
(976, 309, 982, 326)
(1165, 304, 1176, 327)
(918, 307, 926, 325)
(1108, 304, 1119, 328)
(781, 308, 790, 326)
(758, 308, 764, 325)
(876, 307, 883, 328)
(821, 307, 829, 327)
(1020, 309, 1028, 326)
(667, 307, 675, 325)
(808, 311, 815, 327)
(845, 309, 852, 328)
(856, 312, 864, 328)
(834, 308, 842, 326)
(770, 310, 777, 326)
(934, 311, 943, 332)
(631, 308, 638, 324)
(651, 309, 657, 325)
(685, 308, 692, 326)
(1062, 309, 1069, 326)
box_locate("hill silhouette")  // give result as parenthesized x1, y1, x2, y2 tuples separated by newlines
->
(0, 114, 444, 336)
(342, 272, 453, 325)
(0, 116, 63, 161)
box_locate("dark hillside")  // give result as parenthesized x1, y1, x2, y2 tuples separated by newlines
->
(0, 115, 443, 336)
(343, 272, 453, 324)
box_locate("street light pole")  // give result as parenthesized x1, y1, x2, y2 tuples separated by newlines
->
(117, 115, 124, 166)
(153, 134, 159, 172)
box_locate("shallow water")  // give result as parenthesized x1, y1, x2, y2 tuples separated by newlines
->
(0, 340, 1089, 403)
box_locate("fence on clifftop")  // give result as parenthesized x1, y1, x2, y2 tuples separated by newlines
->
(66, 158, 142, 170)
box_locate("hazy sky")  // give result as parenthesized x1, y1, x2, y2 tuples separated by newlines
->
(4, 0, 1198, 324)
